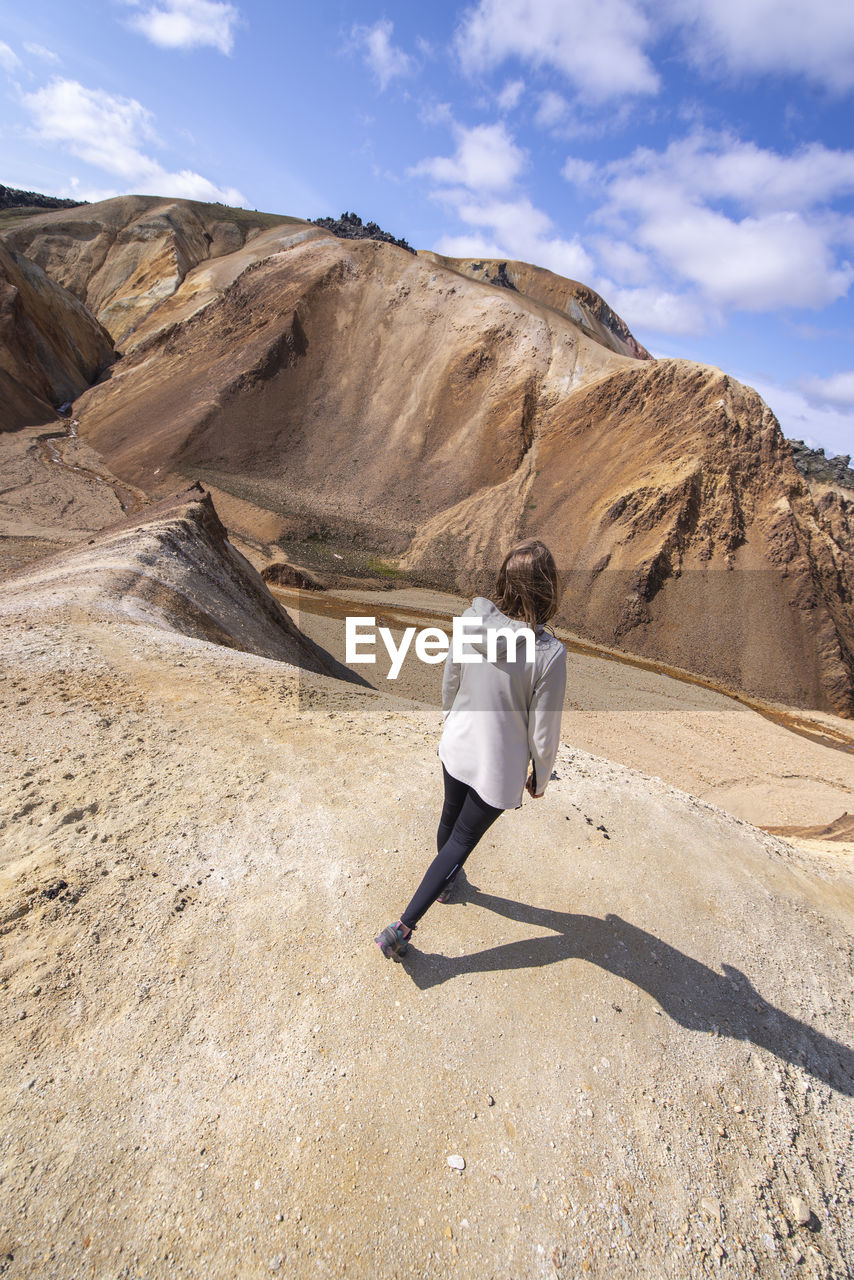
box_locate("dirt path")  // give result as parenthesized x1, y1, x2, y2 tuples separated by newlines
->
(0, 425, 134, 579)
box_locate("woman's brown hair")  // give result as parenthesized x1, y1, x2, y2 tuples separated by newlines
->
(495, 539, 560, 630)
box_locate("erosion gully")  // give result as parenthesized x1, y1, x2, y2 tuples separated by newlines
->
(37, 416, 147, 515)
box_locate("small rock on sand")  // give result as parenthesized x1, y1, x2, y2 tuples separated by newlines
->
(790, 1196, 812, 1227)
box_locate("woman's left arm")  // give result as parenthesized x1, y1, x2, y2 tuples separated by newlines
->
(441, 643, 462, 718)
(527, 646, 567, 795)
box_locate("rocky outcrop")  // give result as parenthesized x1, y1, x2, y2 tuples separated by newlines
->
(262, 561, 325, 590)
(789, 439, 854, 490)
(311, 211, 416, 254)
(420, 252, 652, 361)
(0, 483, 354, 678)
(0, 184, 83, 213)
(0, 242, 113, 431)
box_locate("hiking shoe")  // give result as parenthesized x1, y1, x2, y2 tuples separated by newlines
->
(375, 920, 413, 959)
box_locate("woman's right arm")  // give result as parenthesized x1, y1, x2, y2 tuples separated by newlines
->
(527, 645, 567, 795)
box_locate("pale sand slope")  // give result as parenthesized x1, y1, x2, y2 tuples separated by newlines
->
(0, 603, 852, 1280)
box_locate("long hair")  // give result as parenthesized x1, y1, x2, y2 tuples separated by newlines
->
(494, 539, 560, 630)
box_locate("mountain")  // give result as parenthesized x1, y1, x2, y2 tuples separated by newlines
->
(0, 241, 113, 431)
(2, 195, 852, 715)
(2, 195, 326, 348)
(402, 358, 854, 716)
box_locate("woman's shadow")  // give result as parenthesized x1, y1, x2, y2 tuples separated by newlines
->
(402, 878, 854, 1097)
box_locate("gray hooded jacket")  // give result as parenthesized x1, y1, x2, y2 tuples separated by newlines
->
(438, 596, 567, 810)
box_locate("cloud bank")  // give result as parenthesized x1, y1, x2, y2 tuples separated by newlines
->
(24, 78, 246, 204)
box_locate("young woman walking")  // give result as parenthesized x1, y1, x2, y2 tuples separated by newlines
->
(375, 539, 567, 959)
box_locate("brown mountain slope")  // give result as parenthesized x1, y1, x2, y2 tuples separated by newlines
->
(420, 251, 652, 360)
(1, 196, 324, 348)
(403, 360, 854, 714)
(0, 242, 113, 431)
(4, 196, 853, 714)
(69, 234, 634, 544)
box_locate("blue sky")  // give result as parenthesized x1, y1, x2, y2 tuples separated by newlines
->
(1, 0, 853, 457)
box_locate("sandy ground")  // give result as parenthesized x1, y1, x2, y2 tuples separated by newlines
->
(1, 425, 853, 1280)
(0, 423, 127, 577)
(1, 604, 853, 1280)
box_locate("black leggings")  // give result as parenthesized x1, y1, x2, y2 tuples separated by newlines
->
(400, 764, 503, 929)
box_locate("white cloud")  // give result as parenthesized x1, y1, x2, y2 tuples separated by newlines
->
(802, 371, 854, 408)
(418, 100, 454, 127)
(23, 43, 60, 63)
(638, 206, 851, 311)
(411, 122, 526, 192)
(411, 117, 594, 283)
(561, 157, 596, 188)
(496, 78, 524, 111)
(456, 0, 659, 100)
(607, 133, 854, 216)
(667, 0, 854, 93)
(598, 282, 710, 335)
(592, 237, 653, 285)
(746, 376, 854, 457)
(568, 131, 854, 316)
(432, 233, 506, 260)
(0, 41, 21, 73)
(353, 19, 413, 91)
(126, 0, 239, 55)
(456, 192, 554, 239)
(23, 78, 246, 204)
(456, 0, 854, 115)
(534, 90, 569, 129)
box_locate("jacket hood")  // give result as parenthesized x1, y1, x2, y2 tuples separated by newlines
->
(465, 597, 543, 658)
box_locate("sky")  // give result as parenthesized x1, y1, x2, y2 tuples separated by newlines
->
(1, 0, 853, 458)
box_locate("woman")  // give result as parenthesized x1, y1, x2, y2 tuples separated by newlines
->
(375, 538, 567, 959)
